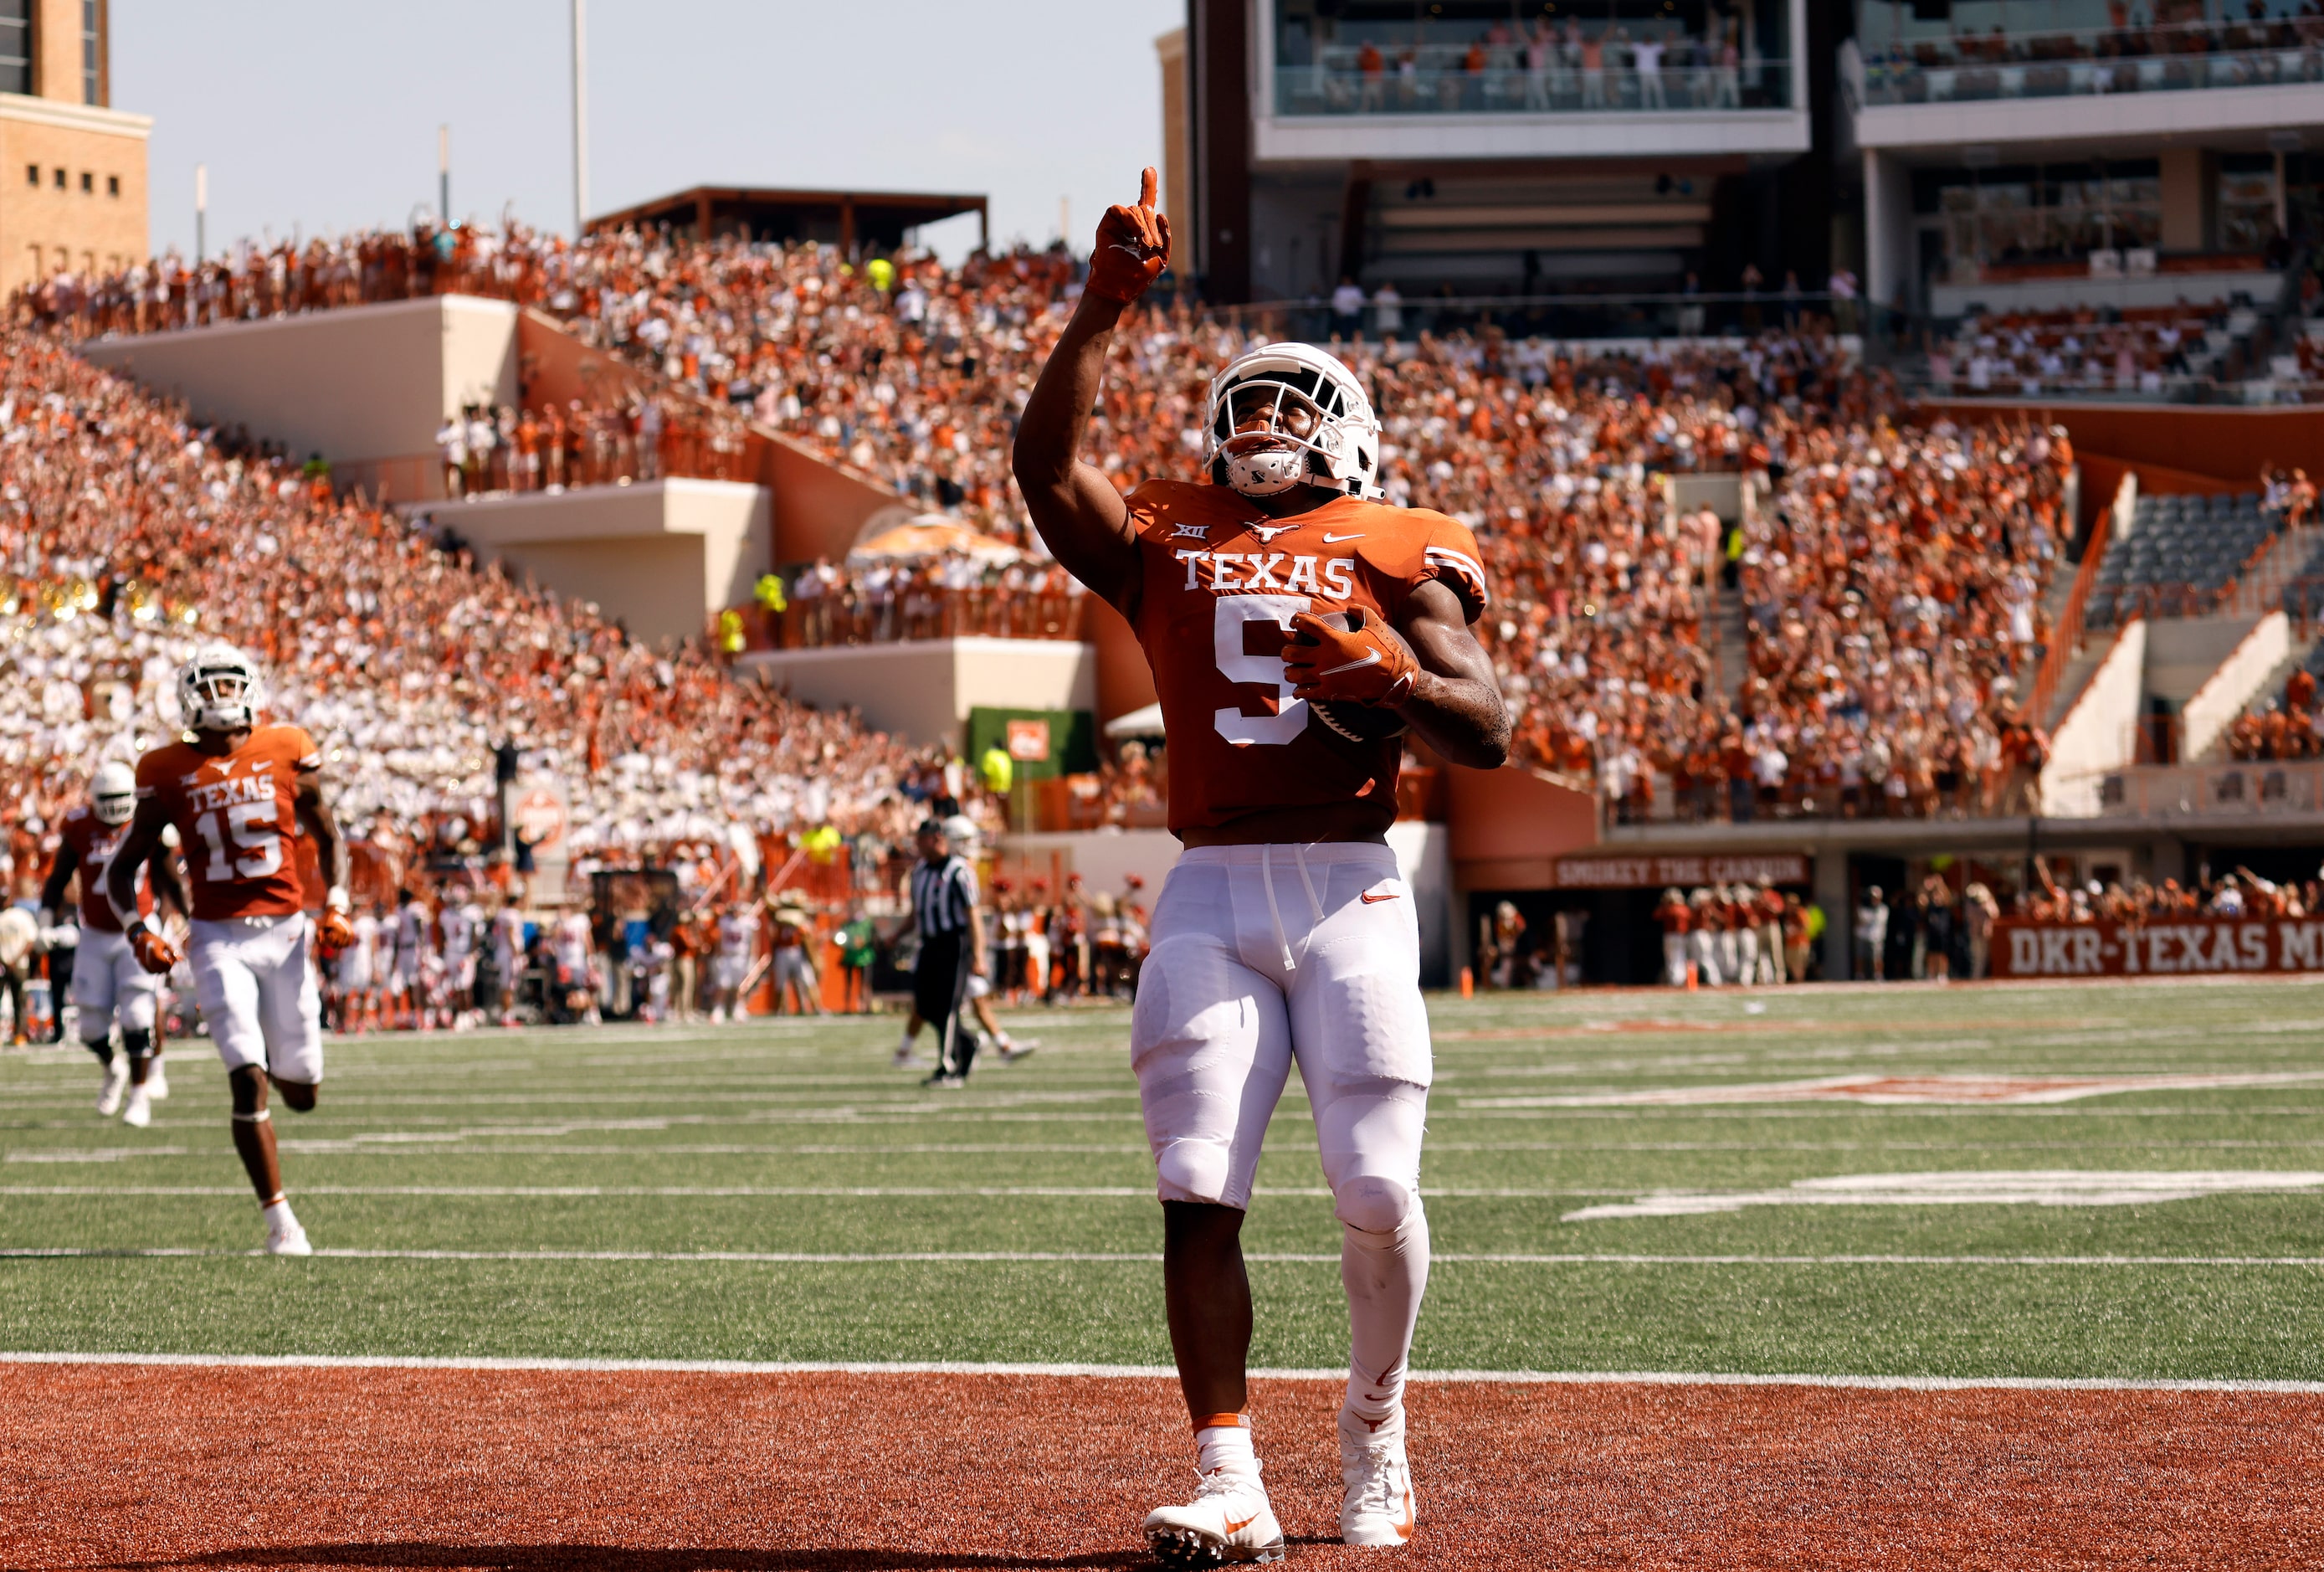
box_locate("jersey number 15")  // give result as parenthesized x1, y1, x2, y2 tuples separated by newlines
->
(193, 803, 283, 881)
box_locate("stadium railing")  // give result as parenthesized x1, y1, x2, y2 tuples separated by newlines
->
(1272, 59, 1793, 117)
(2026, 491, 2114, 726)
(1855, 25, 2322, 105)
(1201, 290, 1844, 348)
(2092, 758, 2324, 817)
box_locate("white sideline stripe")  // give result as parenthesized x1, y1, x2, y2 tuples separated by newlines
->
(0, 1184, 1633, 1200)
(2, 1350, 2318, 1395)
(5, 1246, 2320, 1266)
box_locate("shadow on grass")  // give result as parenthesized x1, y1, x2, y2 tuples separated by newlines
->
(85, 1545, 1167, 1571)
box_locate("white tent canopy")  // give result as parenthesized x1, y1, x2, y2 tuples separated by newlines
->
(1104, 702, 1165, 738)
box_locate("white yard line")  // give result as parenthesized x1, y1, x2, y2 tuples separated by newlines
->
(3, 1246, 2317, 1267)
(1, 1349, 2317, 1395)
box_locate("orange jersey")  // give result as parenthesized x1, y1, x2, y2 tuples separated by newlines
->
(1121, 480, 1488, 837)
(58, 805, 150, 933)
(135, 723, 321, 922)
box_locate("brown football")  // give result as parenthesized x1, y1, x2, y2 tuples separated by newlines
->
(1289, 608, 1410, 744)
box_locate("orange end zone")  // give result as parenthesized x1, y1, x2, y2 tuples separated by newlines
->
(2, 1364, 2319, 1569)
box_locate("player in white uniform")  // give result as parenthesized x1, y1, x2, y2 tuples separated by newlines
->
(389, 890, 431, 1025)
(336, 909, 382, 1032)
(552, 908, 598, 1024)
(42, 762, 187, 1127)
(708, 902, 759, 1022)
(439, 893, 480, 1022)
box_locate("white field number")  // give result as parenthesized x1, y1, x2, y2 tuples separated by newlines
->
(192, 801, 283, 882)
(1213, 593, 1311, 746)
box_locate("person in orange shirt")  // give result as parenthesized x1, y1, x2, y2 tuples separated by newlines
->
(105, 645, 351, 1256)
(1014, 171, 1510, 1560)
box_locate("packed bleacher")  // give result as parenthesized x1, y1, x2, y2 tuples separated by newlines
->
(13, 222, 2089, 826)
(0, 328, 996, 880)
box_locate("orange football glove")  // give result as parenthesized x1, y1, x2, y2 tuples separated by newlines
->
(315, 907, 355, 958)
(1086, 167, 1172, 304)
(128, 922, 181, 976)
(1283, 609, 1419, 708)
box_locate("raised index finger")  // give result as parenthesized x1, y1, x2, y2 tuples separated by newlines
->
(1138, 167, 1158, 211)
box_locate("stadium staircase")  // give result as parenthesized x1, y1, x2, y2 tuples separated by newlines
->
(1708, 578, 1748, 705)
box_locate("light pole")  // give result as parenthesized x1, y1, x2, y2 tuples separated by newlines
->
(194, 162, 206, 263)
(572, 0, 589, 237)
(439, 124, 450, 226)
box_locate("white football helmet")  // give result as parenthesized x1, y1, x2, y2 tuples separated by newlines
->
(177, 642, 263, 733)
(90, 759, 136, 825)
(1203, 342, 1383, 501)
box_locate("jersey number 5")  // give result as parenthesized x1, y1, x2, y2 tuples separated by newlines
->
(193, 803, 283, 881)
(1213, 594, 1310, 747)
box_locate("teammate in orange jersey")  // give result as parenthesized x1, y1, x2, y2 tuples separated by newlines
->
(105, 644, 351, 1256)
(1013, 169, 1511, 1564)
(42, 759, 189, 1127)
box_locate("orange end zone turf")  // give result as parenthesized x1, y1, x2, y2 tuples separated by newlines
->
(3, 1364, 2318, 1569)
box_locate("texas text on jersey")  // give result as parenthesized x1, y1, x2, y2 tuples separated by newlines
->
(1122, 479, 1488, 836)
(58, 805, 151, 932)
(133, 724, 321, 921)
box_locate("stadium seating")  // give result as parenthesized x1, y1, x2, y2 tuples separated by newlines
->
(17, 224, 2073, 826)
(0, 326, 989, 867)
(2091, 490, 2276, 624)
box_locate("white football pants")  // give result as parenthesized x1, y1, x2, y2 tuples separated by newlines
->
(189, 912, 324, 1084)
(1131, 841, 1430, 1429)
(70, 928, 162, 1037)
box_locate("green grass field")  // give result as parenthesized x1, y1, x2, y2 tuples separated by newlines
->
(5, 979, 2323, 1379)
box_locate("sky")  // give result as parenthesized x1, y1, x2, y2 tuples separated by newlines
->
(115, 0, 1182, 263)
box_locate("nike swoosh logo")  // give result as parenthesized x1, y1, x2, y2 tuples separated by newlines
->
(1320, 651, 1382, 677)
(1395, 1489, 1415, 1540)
(1323, 532, 1362, 543)
(1361, 890, 1400, 904)
(1224, 1513, 1259, 1534)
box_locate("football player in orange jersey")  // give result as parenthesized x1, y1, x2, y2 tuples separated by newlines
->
(42, 759, 189, 1127)
(1014, 170, 1511, 1563)
(105, 644, 351, 1256)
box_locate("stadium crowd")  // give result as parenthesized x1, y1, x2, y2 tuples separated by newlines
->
(16, 220, 2075, 831)
(0, 326, 1000, 887)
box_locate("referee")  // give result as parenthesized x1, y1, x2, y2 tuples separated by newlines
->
(909, 818, 987, 1087)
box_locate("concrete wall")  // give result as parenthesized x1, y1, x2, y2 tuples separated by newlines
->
(422, 478, 770, 647)
(741, 637, 1098, 747)
(2042, 619, 2147, 818)
(1918, 402, 2324, 488)
(2183, 610, 2291, 763)
(80, 295, 518, 497)
(2143, 614, 2260, 708)
(514, 309, 900, 565)
(0, 95, 150, 298)
(1668, 472, 1743, 522)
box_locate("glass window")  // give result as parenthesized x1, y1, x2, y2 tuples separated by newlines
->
(0, 0, 29, 97)
(82, 0, 99, 105)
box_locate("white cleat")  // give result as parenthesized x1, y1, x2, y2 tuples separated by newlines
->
(95, 1056, 129, 1117)
(145, 1059, 169, 1100)
(891, 1044, 921, 1068)
(263, 1202, 312, 1256)
(1339, 1422, 1418, 1549)
(121, 1085, 152, 1128)
(1141, 1470, 1284, 1567)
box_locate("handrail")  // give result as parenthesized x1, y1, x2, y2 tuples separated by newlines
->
(2025, 477, 2115, 726)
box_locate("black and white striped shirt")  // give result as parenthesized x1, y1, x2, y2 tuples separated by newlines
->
(911, 855, 978, 938)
